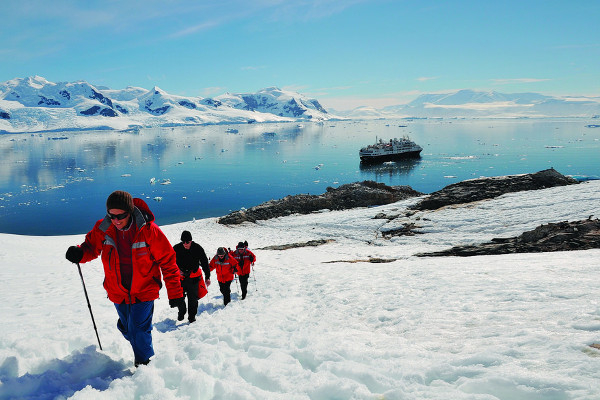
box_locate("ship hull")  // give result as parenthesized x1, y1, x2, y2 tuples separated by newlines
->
(359, 149, 422, 163)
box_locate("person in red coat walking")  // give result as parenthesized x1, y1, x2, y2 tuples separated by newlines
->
(231, 241, 256, 300)
(65, 190, 185, 367)
(209, 247, 239, 306)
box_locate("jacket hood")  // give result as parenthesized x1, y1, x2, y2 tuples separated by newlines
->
(133, 197, 154, 224)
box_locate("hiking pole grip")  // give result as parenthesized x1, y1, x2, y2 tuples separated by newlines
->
(76, 262, 103, 350)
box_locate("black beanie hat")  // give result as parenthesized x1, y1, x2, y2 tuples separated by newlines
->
(181, 231, 192, 242)
(106, 190, 134, 214)
(236, 242, 245, 249)
(217, 247, 227, 256)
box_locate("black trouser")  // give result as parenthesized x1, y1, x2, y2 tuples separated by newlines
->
(181, 277, 199, 319)
(239, 274, 249, 299)
(218, 280, 232, 306)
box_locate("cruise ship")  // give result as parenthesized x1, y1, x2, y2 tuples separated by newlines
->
(359, 136, 422, 162)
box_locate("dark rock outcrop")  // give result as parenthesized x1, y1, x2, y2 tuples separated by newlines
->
(80, 106, 118, 117)
(178, 100, 197, 109)
(411, 168, 578, 211)
(80, 106, 101, 115)
(37, 95, 60, 106)
(417, 217, 600, 257)
(258, 239, 334, 250)
(218, 181, 423, 225)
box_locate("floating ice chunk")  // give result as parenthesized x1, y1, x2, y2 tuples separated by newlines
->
(150, 177, 156, 184)
(153, 197, 162, 202)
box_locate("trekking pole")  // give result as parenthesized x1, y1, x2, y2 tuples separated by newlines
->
(76, 262, 103, 350)
(251, 264, 258, 292)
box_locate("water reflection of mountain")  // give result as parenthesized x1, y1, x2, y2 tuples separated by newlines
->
(359, 158, 421, 178)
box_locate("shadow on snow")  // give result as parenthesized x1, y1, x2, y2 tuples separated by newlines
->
(154, 295, 239, 333)
(0, 345, 131, 400)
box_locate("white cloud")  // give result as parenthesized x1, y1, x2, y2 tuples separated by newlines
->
(169, 21, 221, 38)
(492, 78, 551, 85)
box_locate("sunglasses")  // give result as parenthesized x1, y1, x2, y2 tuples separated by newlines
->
(184, 241, 191, 244)
(108, 212, 129, 221)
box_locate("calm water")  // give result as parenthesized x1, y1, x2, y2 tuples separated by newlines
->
(1, 119, 599, 235)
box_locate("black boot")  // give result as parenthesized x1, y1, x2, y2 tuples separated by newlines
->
(135, 358, 150, 367)
(177, 303, 186, 321)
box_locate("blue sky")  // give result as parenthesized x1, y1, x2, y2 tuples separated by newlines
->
(1, 0, 599, 110)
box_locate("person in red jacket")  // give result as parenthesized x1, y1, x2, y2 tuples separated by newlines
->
(209, 247, 239, 306)
(65, 190, 185, 367)
(231, 241, 256, 300)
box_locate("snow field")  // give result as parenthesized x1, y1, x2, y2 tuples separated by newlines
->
(0, 180, 599, 399)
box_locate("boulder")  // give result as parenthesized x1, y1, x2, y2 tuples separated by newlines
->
(218, 181, 423, 225)
(411, 168, 578, 211)
(417, 217, 600, 257)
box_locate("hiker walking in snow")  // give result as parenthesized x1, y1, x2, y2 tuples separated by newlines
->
(231, 241, 256, 300)
(173, 230, 210, 323)
(209, 247, 239, 306)
(65, 190, 185, 367)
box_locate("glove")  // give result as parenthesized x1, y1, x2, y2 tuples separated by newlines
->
(206, 279, 211, 287)
(169, 297, 185, 309)
(66, 246, 83, 263)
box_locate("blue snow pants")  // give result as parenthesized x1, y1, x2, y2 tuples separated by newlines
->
(115, 301, 155, 363)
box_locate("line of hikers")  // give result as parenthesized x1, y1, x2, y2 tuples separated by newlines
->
(174, 230, 256, 323)
(65, 190, 256, 367)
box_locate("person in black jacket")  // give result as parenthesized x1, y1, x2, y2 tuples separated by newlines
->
(172, 231, 210, 323)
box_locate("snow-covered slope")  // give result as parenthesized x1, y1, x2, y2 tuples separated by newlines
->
(0, 77, 334, 133)
(1, 181, 599, 399)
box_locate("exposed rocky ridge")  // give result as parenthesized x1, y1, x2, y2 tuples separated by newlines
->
(217, 181, 424, 225)
(258, 239, 334, 250)
(416, 218, 600, 257)
(411, 168, 578, 211)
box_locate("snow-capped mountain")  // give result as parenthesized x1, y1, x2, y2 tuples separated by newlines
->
(0, 77, 333, 133)
(2, 77, 599, 133)
(381, 89, 600, 119)
(214, 87, 328, 118)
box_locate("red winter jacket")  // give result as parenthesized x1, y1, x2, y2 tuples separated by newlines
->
(209, 252, 239, 283)
(231, 249, 256, 276)
(78, 198, 183, 304)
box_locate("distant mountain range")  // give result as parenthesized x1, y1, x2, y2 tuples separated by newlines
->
(334, 89, 600, 120)
(1, 77, 599, 133)
(0, 76, 332, 133)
